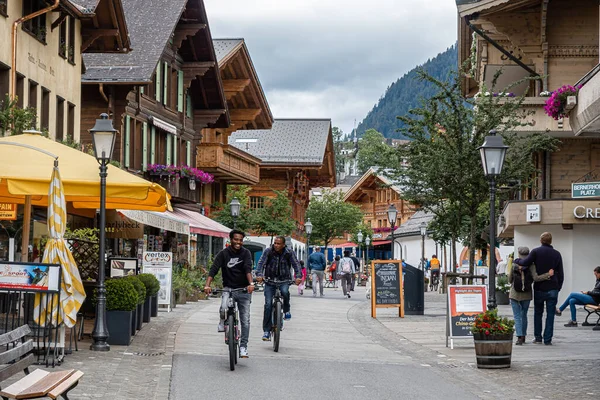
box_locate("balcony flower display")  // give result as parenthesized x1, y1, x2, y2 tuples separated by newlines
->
(543, 84, 582, 120)
(179, 165, 214, 184)
(147, 164, 180, 176)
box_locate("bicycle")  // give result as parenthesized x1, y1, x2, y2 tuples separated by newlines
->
(212, 287, 247, 371)
(264, 278, 293, 353)
(430, 271, 440, 292)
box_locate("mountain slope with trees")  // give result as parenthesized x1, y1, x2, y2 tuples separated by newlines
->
(356, 44, 458, 139)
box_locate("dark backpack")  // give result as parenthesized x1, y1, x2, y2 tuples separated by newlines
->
(513, 267, 534, 292)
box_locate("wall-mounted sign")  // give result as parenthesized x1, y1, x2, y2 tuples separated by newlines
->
(573, 205, 600, 219)
(0, 262, 61, 292)
(526, 204, 541, 222)
(0, 203, 17, 220)
(572, 182, 600, 199)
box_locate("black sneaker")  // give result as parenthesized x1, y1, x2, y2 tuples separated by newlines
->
(564, 320, 578, 327)
(532, 339, 543, 344)
(544, 341, 553, 346)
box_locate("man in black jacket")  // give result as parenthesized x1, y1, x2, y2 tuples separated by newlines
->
(514, 232, 564, 345)
(204, 229, 254, 358)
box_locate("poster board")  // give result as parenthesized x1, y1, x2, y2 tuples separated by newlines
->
(0, 262, 61, 292)
(142, 252, 172, 311)
(446, 285, 487, 349)
(371, 260, 404, 318)
(108, 257, 139, 278)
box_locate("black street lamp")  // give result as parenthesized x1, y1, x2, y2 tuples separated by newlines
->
(230, 197, 241, 229)
(365, 235, 371, 268)
(387, 204, 398, 259)
(420, 221, 427, 271)
(356, 230, 363, 284)
(478, 129, 508, 310)
(305, 218, 312, 288)
(90, 113, 117, 352)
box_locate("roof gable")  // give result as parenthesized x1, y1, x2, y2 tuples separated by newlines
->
(343, 168, 402, 202)
(214, 39, 244, 65)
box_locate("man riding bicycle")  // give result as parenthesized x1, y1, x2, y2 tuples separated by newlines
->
(204, 229, 254, 358)
(429, 254, 441, 285)
(256, 236, 302, 341)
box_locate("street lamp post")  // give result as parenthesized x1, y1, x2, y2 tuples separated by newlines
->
(230, 197, 241, 230)
(420, 221, 427, 271)
(356, 230, 363, 285)
(387, 204, 398, 260)
(305, 218, 312, 288)
(90, 113, 117, 352)
(365, 235, 371, 270)
(478, 129, 508, 310)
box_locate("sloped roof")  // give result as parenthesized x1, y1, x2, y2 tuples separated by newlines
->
(213, 39, 244, 65)
(343, 167, 402, 202)
(229, 119, 332, 165)
(390, 210, 435, 238)
(82, 0, 187, 82)
(68, 0, 98, 12)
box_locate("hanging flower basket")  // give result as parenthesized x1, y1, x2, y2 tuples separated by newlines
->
(543, 84, 582, 120)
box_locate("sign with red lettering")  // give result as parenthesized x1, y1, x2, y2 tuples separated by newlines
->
(0, 203, 17, 220)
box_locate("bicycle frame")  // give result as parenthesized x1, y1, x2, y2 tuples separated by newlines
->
(213, 287, 246, 370)
(264, 279, 293, 352)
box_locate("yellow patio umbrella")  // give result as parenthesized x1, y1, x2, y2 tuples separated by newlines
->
(34, 163, 85, 328)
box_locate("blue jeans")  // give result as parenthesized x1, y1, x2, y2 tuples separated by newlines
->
(534, 289, 558, 343)
(262, 283, 290, 333)
(219, 290, 252, 348)
(510, 299, 531, 337)
(558, 292, 596, 322)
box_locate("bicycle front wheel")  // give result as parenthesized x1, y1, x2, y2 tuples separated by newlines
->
(227, 314, 236, 370)
(272, 301, 281, 352)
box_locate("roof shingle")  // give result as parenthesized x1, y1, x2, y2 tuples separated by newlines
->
(213, 39, 244, 65)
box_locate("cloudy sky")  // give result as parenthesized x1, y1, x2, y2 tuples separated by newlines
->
(204, 0, 458, 135)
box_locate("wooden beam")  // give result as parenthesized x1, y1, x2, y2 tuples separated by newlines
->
(173, 23, 207, 48)
(194, 109, 226, 127)
(51, 12, 67, 32)
(229, 108, 261, 122)
(81, 29, 119, 52)
(223, 79, 251, 99)
(182, 62, 214, 88)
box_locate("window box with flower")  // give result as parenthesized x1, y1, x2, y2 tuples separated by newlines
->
(471, 308, 515, 369)
(147, 164, 180, 177)
(543, 84, 582, 120)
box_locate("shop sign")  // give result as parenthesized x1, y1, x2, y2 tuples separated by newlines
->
(0, 262, 61, 292)
(142, 252, 173, 310)
(0, 203, 17, 220)
(572, 182, 600, 198)
(106, 210, 144, 239)
(573, 205, 600, 219)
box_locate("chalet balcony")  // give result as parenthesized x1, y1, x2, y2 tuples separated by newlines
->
(569, 64, 600, 136)
(145, 174, 200, 203)
(196, 143, 261, 185)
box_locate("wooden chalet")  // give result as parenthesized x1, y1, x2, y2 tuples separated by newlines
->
(229, 119, 336, 238)
(456, 0, 600, 297)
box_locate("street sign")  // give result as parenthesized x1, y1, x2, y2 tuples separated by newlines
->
(0, 203, 17, 220)
(572, 182, 600, 198)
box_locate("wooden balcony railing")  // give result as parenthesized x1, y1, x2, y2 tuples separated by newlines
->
(196, 143, 261, 185)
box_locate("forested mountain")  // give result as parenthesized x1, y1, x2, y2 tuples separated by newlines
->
(356, 44, 458, 139)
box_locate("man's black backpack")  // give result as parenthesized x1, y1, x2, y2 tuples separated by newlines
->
(513, 266, 534, 292)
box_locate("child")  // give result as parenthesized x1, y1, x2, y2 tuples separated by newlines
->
(298, 261, 307, 295)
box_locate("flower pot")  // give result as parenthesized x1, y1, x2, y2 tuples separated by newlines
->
(473, 332, 513, 369)
(106, 310, 133, 346)
(143, 296, 152, 322)
(496, 291, 510, 305)
(151, 295, 158, 317)
(136, 302, 144, 330)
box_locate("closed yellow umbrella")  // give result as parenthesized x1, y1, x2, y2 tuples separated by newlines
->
(34, 164, 86, 328)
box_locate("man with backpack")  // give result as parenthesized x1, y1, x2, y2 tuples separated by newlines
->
(509, 246, 555, 345)
(339, 250, 356, 298)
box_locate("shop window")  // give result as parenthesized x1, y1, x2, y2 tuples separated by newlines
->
(250, 196, 264, 209)
(67, 16, 75, 64)
(28, 80, 37, 111)
(67, 102, 74, 141)
(55, 96, 64, 141)
(40, 87, 49, 132)
(16, 74, 24, 107)
(58, 18, 66, 58)
(22, 1, 47, 43)
(0, 63, 9, 100)
(0, 0, 7, 17)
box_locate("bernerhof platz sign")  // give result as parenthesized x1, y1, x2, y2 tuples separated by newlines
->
(572, 182, 600, 199)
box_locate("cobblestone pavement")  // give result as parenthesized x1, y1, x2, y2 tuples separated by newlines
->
(1, 301, 208, 400)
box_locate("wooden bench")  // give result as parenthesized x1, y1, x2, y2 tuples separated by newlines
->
(0, 325, 83, 399)
(582, 304, 600, 331)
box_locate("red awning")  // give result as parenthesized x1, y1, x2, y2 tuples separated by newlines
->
(170, 208, 230, 238)
(333, 242, 358, 248)
(373, 240, 391, 246)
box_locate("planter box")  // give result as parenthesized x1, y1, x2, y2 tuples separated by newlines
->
(143, 296, 152, 322)
(136, 303, 144, 330)
(106, 310, 133, 346)
(151, 295, 158, 317)
(473, 332, 513, 369)
(496, 291, 510, 305)
(131, 308, 137, 335)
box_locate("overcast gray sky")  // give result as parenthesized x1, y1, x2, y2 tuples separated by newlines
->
(205, 0, 457, 135)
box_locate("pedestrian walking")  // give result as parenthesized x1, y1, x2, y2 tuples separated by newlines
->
(513, 232, 564, 345)
(308, 246, 327, 297)
(350, 252, 360, 291)
(329, 255, 340, 289)
(556, 266, 600, 327)
(508, 246, 553, 345)
(338, 250, 356, 298)
(298, 261, 307, 295)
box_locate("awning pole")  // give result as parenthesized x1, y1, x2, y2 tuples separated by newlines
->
(21, 195, 31, 262)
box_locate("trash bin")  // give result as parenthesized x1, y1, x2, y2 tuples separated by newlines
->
(403, 263, 424, 315)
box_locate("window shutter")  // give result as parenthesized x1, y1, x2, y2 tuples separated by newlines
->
(124, 115, 131, 168)
(140, 86, 144, 95)
(186, 92, 192, 118)
(177, 70, 184, 112)
(142, 122, 148, 171)
(150, 125, 156, 164)
(163, 61, 168, 105)
(155, 62, 161, 102)
(166, 134, 172, 165)
(173, 136, 178, 166)
(186, 141, 191, 166)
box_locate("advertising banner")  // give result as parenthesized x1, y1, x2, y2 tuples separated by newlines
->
(447, 285, 487, 349)
(0, 262, 61, 292)
(109, 257, 138, 277)
(142, 252, 173, 309)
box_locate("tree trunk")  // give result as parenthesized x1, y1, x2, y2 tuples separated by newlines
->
(469, 215, 477, 277)
(451, 235, 457, 273)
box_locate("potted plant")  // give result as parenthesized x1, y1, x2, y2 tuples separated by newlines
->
(471, 308, 515, 369)
(125, 275, 146, 332)
(96, 278, 139, 345)
(138, 273, 160, 320)
(543, 84, 582, 120)
(495, 275, 511, 305)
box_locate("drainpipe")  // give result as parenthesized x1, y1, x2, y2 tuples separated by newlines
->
(465, 15, 539, 78)
(98, 83, 109, 103)
(11, 0, 61, 100)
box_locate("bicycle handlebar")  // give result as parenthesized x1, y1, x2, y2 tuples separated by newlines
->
(263, 278, 295, 285)
(212, 287, 248, 293)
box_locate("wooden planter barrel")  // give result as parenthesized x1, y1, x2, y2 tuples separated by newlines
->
(473, 332, 513, 369)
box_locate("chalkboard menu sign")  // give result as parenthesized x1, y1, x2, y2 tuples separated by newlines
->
(370, 260, 404, 318)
